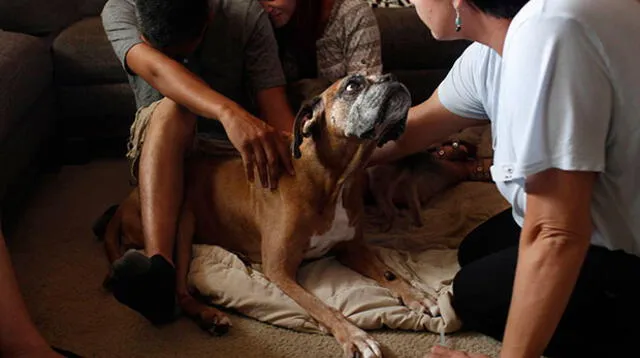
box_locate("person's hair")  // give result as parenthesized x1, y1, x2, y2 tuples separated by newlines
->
(466, 0, 530, 19)
(274, 0, 323, 79)
(135, 0, 210, 48)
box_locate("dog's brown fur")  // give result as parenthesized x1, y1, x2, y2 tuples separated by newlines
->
(366, 153, 469, 231)
(101, 75, 438, 358)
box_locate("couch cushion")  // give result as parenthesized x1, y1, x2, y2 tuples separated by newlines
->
(0, 30, 53, 143)
(52, 17, 127, 86)
(79, 0, 109, 17)
(0, 0, 80, 36)
(374, 8, 470, 71)
(58, 83, 136, 139)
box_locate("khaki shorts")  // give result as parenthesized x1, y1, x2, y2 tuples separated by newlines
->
(127, 99, 239, 184)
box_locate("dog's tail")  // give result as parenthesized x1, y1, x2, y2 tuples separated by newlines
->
(92, 204, 125, 265)
(92, 205, 119, 241)
(103, 205, 125, 265)
(92, 204, 125, 291)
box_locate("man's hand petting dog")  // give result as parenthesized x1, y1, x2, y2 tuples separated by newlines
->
(219, 103, 295, 189)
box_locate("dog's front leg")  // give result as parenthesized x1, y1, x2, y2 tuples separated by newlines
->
(262, 231, 383, 358)
(174, 205, 231, 335)
(336, 239, 440, 317)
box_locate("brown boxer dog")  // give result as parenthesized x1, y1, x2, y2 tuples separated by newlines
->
(101, 74, 439, 358)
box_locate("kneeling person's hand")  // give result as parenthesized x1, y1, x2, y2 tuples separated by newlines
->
(219, 105, 294, 189)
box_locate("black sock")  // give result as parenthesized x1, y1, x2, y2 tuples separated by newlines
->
(111, 252, 178, 324)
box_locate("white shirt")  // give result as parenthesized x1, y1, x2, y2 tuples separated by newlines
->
(438, 0, 640, 256)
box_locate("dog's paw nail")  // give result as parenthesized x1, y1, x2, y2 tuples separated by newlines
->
(200, 320, 231, 336)
(209, 323, 230, 336)
(196, 315, 231, 336)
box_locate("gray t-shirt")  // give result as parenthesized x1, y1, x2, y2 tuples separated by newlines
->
(101, 0, 286, 115)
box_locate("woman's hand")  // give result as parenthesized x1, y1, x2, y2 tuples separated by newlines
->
(426, 345, 490, 358)
(219, 104, 295, 189)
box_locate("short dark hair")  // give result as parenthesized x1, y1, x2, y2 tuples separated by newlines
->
(135, 0, 210, 48)
(467, 0, 530, 19)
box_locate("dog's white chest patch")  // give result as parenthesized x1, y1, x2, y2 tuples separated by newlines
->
(305, 191, 356, 259)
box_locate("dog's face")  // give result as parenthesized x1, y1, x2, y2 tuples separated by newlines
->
(292, 73, 411, 159)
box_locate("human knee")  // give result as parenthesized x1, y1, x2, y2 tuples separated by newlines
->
(457, 233, 483, 267)
(451, 266, 479, 321)
(150, 98, 197, 144)
(451, 260, 513, 328)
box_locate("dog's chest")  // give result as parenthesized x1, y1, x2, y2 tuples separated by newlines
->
(305, 192, 356, 259)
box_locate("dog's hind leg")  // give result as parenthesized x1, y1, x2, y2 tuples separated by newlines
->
(336, 240, 440, 317)
(174, 205, 231, 336)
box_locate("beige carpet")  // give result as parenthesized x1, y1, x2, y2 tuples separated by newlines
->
(7, 159, 506, 358)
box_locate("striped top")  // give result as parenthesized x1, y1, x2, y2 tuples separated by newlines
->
(318, 0, 382, 81)
(281, 0, 382, 82)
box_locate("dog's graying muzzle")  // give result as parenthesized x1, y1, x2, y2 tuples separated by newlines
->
(344, 74, 411, 144)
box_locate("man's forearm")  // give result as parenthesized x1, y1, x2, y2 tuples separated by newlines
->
(128, 44, 241, 122)
(500, 230, 590, 358)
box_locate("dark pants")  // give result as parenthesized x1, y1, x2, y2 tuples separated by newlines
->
(452, 209, 640, 358)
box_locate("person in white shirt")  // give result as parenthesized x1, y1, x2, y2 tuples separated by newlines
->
(371, 0, 640, 357)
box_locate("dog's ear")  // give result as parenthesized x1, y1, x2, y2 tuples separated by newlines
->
(292, 96, 323, 159)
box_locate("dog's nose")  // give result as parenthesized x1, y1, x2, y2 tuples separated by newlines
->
(376, 73, 396, 83)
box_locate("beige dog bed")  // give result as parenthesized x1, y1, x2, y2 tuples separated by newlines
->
(187, 179, 509, 336)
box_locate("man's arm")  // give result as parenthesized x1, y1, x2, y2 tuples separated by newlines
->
(101, 0, 247, 122)
(369, 89, 487, 166)
(125, 43, 253, 122)
(126, 43, 245, 121)
(500, 169, 595, 358)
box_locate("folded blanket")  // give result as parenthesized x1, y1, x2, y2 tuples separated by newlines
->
(188, 181, 510, 335)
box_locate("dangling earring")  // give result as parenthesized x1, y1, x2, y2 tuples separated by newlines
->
(455, 8, 462, 32)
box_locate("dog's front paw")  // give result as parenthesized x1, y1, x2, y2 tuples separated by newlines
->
(400, 287, 440, 317)
(196, 308, 232, 336)
(337, 325, 383, 358)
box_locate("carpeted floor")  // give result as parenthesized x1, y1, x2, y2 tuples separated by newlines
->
(7, 159, 503, 358)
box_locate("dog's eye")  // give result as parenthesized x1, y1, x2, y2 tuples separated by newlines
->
(345, 81, 363, 93)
